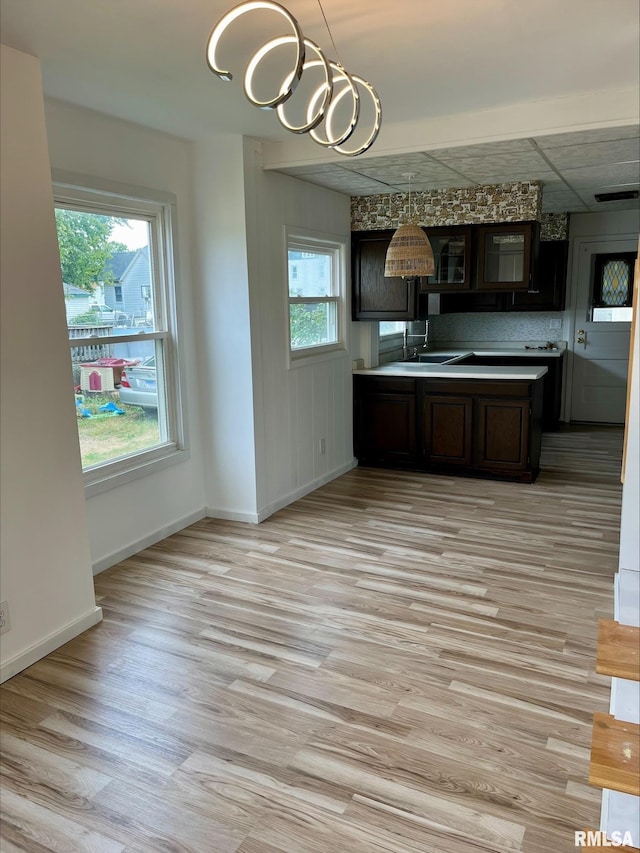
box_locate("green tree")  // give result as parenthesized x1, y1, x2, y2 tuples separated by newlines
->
(55, 209, 128, 292)
(290, 304, 329, 348)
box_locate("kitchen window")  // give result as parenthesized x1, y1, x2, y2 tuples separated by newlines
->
(379, 321, 406, 336)
(54, 179, 185, 495)
(286, 230, 346, 360)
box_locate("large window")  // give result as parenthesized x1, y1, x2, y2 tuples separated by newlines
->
(287, 231, 346, 359)
(54, 181, 184, 492)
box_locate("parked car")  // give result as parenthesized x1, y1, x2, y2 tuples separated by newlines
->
(119, 356, 157, 411)
(89, 303, 129, 325)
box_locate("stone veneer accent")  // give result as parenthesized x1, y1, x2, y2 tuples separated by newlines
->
(351, 181, 543, 230)
(540, 212, 569, 241)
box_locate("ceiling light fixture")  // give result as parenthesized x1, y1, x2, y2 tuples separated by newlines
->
(205, 0, 381, 156)
(384, 174, 435, 278)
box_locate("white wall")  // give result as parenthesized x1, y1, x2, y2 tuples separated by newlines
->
(242, 139, 355, 519)
(43, 98, 207, 571)
(191, 134, 259, 521)
(191, 137, 356, 522)
(619, 257, 639, 573)
(0, 46, 101, 681)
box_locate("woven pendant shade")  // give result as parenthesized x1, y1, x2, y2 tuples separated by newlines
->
(384, 222, 435, 278)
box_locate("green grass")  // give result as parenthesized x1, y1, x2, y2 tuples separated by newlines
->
(76, 393, 161, 468)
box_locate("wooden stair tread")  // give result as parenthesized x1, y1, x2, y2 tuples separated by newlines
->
(590, 712, 640, 796)
(597, 619, 640, 681)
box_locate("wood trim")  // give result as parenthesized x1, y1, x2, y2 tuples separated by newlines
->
(589, 712, 640, 796)
(596, 619, 640, 681)
(0, 606, 103, 684)
(621, 240, 639, 483)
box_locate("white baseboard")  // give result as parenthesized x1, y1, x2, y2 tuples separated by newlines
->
(0, 606, 103, 684)
(205, 507, 261, 524)
(206, 458, 358, 525)
(92, 508, 206, 575)
(256, 458, 358, 522)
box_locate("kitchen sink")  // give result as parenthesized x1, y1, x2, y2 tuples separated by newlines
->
(403, 354, 463, 364)
(418, 354, 461, 363)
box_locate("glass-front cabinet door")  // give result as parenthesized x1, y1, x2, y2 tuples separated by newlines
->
(420, 226, 472, 292)
(477, 221, 539, 291)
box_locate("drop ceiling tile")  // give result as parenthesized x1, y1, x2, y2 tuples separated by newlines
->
(428, 139, 534, 160)
(433, 150, 548, 176)
(299, 171, 390, 194)
(543, 138, 640, 170)
(341, 152, 431, 172)
(453, 165, 557, 184)
(585, 198, 640, 212)
(277, 163, 349, 177)
(535, 174, 568, 189)
(561, 162, 640, 189)
(573, 182, 640, 201)
(354, 163, 469, 184)
(535, 126, 640, 149)
(392, 178, 477, 191)
(541, 192, 588, 213)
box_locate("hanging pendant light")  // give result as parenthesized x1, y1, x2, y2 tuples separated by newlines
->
(384, 173, 435, 278)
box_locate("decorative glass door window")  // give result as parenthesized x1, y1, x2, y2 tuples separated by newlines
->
(592, 252, 636, 322)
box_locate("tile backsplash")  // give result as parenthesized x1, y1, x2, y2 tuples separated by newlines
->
(429, 311, 567, 344)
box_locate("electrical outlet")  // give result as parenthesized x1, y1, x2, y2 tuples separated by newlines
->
(319, 438, 326, 455)
(549, 318, 562, 331)
(0, 600, 10, 635)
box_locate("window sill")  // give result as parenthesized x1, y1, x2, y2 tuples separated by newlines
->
(84, 444, 190, 499)
(288, 345, 348, 370)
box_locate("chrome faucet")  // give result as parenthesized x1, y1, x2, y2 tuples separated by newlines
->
(403, 321, 429, 359)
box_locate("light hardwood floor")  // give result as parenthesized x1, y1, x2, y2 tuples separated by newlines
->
(0, 426, 625, 852)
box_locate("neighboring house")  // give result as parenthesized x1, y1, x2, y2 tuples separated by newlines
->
(102, 246, 152, 324)
(63, 283, 93, 322)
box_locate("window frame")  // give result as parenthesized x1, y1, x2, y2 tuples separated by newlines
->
(592, 252, 636, 309)
(53, 175, 188, 497)
(285, 227, 348, 365)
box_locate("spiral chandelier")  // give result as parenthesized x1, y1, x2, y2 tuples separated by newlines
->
(205, 0, 382, 157)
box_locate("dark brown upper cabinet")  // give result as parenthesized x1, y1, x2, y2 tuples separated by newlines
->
(352, 221, 543, 320)
(476, 221, 540, 291)
(440, 238, 567, 314)
(507, 239, 568, 311)
(351, 230, 426, 320)
(419, 225, 473, 293)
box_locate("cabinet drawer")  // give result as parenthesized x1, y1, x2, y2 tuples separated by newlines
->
(423, 379, 532, 398)
(355, 377, 417, 395)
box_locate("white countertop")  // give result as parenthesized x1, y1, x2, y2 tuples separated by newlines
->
(354, 362, 548, 381)
(416, 347, 566, 359)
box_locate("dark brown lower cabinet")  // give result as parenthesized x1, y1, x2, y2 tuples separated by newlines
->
(475, 398, 530, 473)
(455, 353, 565, 430)
(354, 375, 543, 482)
(422, 395, 473, 467)
(354, 377, 417, 465)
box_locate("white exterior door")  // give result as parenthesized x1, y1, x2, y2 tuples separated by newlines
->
(569, 237, 635, 423)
